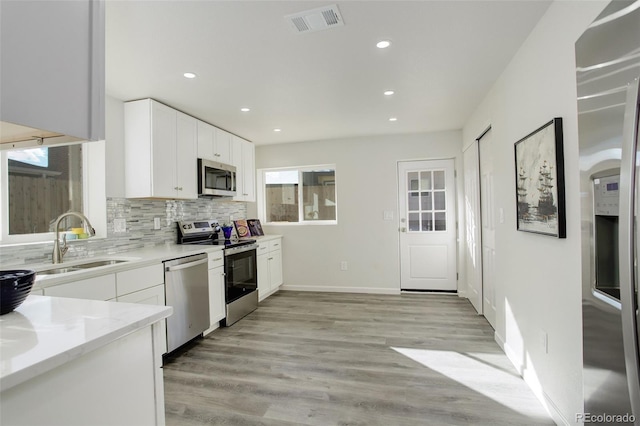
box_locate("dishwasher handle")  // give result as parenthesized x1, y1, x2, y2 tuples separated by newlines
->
(165, 258, 208, 272)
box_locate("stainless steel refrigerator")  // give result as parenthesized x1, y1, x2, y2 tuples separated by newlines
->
(577, 0, 640, 422)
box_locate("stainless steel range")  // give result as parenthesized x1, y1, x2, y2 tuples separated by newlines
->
(177, 220, 258, 326)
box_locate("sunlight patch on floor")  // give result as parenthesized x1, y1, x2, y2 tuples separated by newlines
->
(391, 346, 551, 422)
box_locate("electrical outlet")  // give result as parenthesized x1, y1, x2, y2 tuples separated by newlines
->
(154, 217, 161, 230)
(113, 218, 126, 233)
(340, 261, 348, 271)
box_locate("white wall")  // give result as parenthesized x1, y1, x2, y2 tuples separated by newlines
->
(461, 1, 607, 424)
(250, 131, 463, 294)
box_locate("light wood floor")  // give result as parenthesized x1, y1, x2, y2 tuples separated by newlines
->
(163, 291, 553, 425)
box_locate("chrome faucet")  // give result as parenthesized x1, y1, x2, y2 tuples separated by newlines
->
(52, 212, 96, 264)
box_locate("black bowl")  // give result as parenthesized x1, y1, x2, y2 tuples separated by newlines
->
(1, 270, 36, 315)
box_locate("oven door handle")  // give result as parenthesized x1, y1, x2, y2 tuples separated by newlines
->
(165, 258, 208, 272)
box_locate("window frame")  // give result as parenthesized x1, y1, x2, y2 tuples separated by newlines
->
(257, 164, 338, 226)
(0, 140, 107, 245)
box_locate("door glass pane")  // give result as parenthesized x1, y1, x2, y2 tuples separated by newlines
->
(434, 191, 446, 210)
(435, 212, 446, 231)
(434, 170, 445, 190)
(422, 212, 433, 231)
(408, 172, 419, 191)
(421, 191, 432, 210)
(420, 171, 432, 190)
(408, 192, 419, 210)
(408, 213, 420, 231)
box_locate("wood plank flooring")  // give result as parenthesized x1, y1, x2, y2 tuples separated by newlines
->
(162, 291, 553, 425)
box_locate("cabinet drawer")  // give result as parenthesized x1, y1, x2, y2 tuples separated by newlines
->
(44, 274, 116, 301)
(208, 251, 224, 269)
(269, 239, 281, 252)
(116, 264, 164, 297)
(257, 242, 269, 255)
(116, 284, 165, 305)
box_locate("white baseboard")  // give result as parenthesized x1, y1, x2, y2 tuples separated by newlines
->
(498, 333, 568, 426)
(280, 284, 401, 295)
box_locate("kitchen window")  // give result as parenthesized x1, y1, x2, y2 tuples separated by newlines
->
(0, 141, 106, 244)
(258, 165, 337, 224)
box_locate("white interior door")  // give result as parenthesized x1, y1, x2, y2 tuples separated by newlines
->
(479, 129, 497, 328)
(463, 142, 483, 314)
(399, 159, 457, 291)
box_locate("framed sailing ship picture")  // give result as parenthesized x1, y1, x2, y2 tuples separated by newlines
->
(514, 117, 566, 238)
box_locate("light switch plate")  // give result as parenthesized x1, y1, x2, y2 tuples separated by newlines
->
(499, 208, 505, 224)
(114, 218, 126, 233)
(383, 210, 394, 221)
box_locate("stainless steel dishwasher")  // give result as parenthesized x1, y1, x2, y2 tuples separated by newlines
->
(164, 253, 209, 353)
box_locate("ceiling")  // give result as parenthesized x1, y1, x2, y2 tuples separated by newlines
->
(106, 1, 552, 146)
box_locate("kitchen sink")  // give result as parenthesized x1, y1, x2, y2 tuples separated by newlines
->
(38, 267, 83, 275)
(37, 259, 130, 276)
(73, 259, 129, 269)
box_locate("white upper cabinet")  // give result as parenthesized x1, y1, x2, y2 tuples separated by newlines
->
(197, 121, 231, 165)
(214, 128, 232, 165)
(0, 0, 105, 146)
(176, 112, 198, 198)
(232, 136, 256, 202)
(124, 99, 197, 199)
(197, 121, 215, 161)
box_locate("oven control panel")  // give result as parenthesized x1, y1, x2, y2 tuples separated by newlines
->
(178, 220, 221, 235)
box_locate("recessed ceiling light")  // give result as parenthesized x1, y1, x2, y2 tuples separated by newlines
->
(389, 117, 398, 122)
(240, 107, 251, 112)
(384, 90, 395, 96)
(274, 128, 282, 132)
(183, 72, 196, 79)
(376, 40, 391, 49)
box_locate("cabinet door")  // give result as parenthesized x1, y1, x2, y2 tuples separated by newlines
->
(0, 0, 104, 142)
(44, 274, 116, 301)
(232, 136, 256, 202)
(176, 112, 198, 199)
(205, 266, 225, 334)
(197, 120, 215, 161)
(151, 101, 177, 198)
(214, 128, 232, 164)
(116, 284, 167, 354)
(269, 250, 283, 291)
(257, 254, 270, 301)
(242, 139, 256, 202)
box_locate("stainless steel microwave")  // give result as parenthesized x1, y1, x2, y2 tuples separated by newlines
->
(198, 158, 236, 197)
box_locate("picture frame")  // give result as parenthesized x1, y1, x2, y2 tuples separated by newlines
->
(514, 117, 566, 238)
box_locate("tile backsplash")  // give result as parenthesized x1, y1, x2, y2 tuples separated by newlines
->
(0, 198, 247, 267)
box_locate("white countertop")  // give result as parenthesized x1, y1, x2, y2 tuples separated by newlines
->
(0, 295, 172, 392)
(24, 235, 283, 289)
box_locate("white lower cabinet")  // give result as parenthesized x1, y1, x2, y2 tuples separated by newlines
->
(117, 284, 167, 354)
(43, 274, 116, 301)
(257, 238, 283, 302)
(1, 325, 165, 426)
(205, 251, 226, 335)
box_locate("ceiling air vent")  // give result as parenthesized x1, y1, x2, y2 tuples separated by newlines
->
(285, 4, 344, 34)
